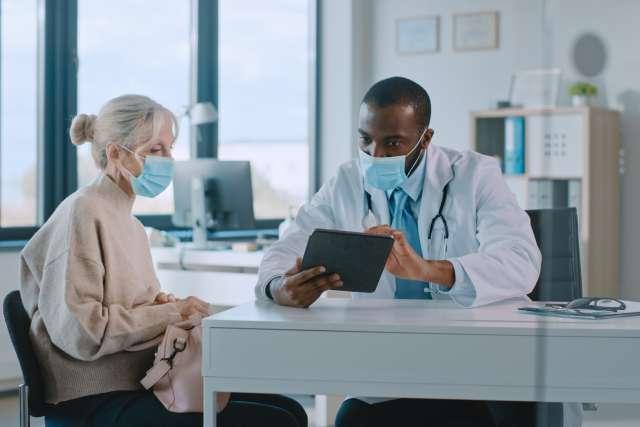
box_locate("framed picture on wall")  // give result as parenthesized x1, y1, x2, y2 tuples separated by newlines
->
(396, 15, 440, 54)
(453, 11, 499, 51)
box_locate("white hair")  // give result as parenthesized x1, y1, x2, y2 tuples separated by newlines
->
(69, 94, 179, 169)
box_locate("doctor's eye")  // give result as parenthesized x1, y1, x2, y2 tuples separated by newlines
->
(386, 140, 401, 148)
(359, 136, 372, 145)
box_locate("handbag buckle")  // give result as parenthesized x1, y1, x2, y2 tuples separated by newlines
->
(161, 337, 187, 368)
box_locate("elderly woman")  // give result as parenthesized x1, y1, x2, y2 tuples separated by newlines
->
(20, 95, 307, 427)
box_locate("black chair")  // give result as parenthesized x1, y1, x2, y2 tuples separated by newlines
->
(526, 207, 583, 302)
(3, 290, 54, 427)
(525, 208, 596, 423)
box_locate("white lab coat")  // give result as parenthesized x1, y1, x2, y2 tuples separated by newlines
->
(257, 143, 541, 307)
(255, 143, 581, 426)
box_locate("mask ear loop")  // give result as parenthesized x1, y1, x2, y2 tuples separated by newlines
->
(110, 143, 144, 179)
(406, 127, 430, 177)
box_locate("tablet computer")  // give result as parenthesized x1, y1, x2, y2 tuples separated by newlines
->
(300, 229, 394, 293)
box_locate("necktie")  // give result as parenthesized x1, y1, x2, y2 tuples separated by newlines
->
(390, 189, 431, 299)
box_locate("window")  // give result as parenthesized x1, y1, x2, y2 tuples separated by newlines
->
(0, 0, 39, 227)
(76, 0, 192, 216)
(218, 0, 313, 220)
(0, 0, 318, 238)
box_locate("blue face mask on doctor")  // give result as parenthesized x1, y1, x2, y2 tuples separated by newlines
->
(118, 145, 174, 198)
(358, 127, 428, 191)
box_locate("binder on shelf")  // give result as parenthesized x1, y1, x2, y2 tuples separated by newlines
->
(552, 180, 569, 208)
(527, 179, 569, 210)
(568, 179, 582, 226)
(527, 180, 539, 209)
(504, 116, 525, 175)
(538, 180, 553, 209)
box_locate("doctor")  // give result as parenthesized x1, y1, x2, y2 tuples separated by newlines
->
(256, 76, 541, 308)
(255, 76, 546, 426)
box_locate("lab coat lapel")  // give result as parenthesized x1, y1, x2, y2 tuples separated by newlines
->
(363, 182, 391, 226)
(418, 144, 456, 253)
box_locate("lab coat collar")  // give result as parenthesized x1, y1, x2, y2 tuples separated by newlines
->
(424, 143, 458, 195)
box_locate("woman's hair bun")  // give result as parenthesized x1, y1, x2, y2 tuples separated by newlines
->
(70, 113, 97, 146)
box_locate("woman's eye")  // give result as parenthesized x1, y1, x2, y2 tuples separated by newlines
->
(387, 140, 400, 147)
(360, 136, 371, 145)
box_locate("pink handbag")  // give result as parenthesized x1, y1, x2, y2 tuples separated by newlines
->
(139, 318, 230, 413)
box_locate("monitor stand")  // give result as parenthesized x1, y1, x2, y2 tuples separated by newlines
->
(188, 177, 228, 250)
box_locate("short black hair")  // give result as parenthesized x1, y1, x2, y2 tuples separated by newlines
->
(361, 76, 431, 128)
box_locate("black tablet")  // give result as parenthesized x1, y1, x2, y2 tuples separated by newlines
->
(300, 229, 394, 293)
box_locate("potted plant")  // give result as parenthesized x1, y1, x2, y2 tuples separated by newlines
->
(569, 82, 598, 107)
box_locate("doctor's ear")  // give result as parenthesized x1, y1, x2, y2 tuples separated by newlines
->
(422, 128, 435, 146)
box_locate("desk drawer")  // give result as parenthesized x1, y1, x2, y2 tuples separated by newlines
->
(204, 328, 640, 391)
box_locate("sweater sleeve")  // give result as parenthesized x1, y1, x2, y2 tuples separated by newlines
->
(38, 251, 182, 362)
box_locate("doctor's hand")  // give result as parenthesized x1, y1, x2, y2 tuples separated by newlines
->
(366, 225, 428, 281)
(366, 226, 456, 287)
(272, 258, 343, 308)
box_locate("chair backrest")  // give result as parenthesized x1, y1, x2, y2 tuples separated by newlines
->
(3, 290, 49, 417)
(526, 208, 583, 301)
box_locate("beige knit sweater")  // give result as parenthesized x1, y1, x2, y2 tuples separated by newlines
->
(20, 174, 182, 404)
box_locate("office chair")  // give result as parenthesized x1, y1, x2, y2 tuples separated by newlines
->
(525, 208, 597, 423)
(526, 208, 583, 301)
(3, 290, 53, 427)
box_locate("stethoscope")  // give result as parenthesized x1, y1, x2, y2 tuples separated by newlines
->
(363, 181, 451, 251)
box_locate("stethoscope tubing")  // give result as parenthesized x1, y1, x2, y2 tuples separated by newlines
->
(364, 182, 451, 242)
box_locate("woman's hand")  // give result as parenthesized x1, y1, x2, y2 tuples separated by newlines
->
(366, 225, 428, 281)
(174, 296, 211, 319)
(154, 292, 177, 305)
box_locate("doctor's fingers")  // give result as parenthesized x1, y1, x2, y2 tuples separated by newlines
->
(287, 266, 327, 286)
(284, 257, 303, 276)
(307, 274, 343, 291)
(366, 225, 393, 236)
(390, 230, 413, 252)
(287, 276, 341, 305)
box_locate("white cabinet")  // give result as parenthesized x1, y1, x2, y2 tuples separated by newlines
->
(471, 107, 620, 298)
(526, 113, 584, 178)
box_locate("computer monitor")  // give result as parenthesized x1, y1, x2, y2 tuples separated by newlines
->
(172, 159, 256, 245)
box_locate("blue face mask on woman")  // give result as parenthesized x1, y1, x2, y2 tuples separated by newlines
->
(359, 127, 428, 191)
(119, 145, 174, 198)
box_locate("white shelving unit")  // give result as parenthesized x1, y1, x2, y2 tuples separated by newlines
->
(470, 107, 620, 297)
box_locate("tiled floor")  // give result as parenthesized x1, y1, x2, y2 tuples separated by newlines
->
(1, 391, 640, 427)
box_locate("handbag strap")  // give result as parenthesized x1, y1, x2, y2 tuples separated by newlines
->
(140, 359, 172, 389)
(140, 335, 188, 389)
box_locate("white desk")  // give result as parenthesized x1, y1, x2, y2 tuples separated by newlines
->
(151, 247, 262, 308)
(202, 298, 640, 427)
(153, 247, 263, 274)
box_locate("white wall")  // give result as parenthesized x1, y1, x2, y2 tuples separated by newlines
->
(371, 0, 546, 151)
(318, 0, 375, 184)
(541, 0, 640, 302)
